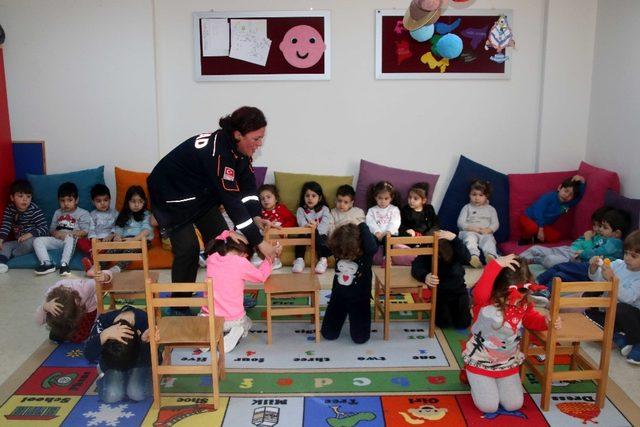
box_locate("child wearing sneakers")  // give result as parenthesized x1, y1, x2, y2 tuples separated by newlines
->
(457, 179, 499, 268)
(293, 181, 332, 274)
(33, 182, 92, 276)
(258, 184, 296, 269)
(328, 185, 365, 235)
(0, 179, 48, 273)
(586, 230, 640, 365)
(518, 175, 585, 244)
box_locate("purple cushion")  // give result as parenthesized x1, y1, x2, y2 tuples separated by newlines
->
(605, 189, 640, 231)
(253, 166, 267, 187)
(354, 159, 439, 210)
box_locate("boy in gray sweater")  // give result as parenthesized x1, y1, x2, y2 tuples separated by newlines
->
(328, 185, 365, 235)
(457, 180, 499, 268)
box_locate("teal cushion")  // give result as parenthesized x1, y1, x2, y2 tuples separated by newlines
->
(6, 251, 84, 270)
(27, 166, 105, 223)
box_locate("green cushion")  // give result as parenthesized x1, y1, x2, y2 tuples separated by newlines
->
(274, 171, 354, 214)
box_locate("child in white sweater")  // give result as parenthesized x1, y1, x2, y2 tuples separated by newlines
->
(366, 181, 401, 245)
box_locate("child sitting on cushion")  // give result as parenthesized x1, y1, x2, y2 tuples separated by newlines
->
(399, 182, 438, 238)
(328, 185, 365, 235)
(457, 179, 499, 268)
(518, 175, 585, 245)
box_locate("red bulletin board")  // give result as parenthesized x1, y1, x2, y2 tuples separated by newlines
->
(375, 9, 513, 79)
(193, 10, 331, 81)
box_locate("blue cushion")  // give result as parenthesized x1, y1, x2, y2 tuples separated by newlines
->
(6, 251, 84, 270)
(437, 156, 510, 243)
(27, 166, 105, 223)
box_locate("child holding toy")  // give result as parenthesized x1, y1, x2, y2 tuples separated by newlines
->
(518, 175, 585, 244)
(462, 255, 561, 414)
(457, 179, 499, 268)
(399, 182, 438, 238)
(293, 181, 332, 274)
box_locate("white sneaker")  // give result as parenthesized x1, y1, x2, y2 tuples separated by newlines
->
(272, 257, 283, 270)
(292, 257, 305, 273)
(223, 326, 244, 353)
(250, 252, 262, 266)
(0, 263, 8, 274)
(315, 257, 328, 274)
(198, 251, 207, 268)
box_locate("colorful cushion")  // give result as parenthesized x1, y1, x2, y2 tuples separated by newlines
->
(605, 189, 640, 231)
(573, 162, 621, 236)
(27, 166, 105, 223)
(274, 171, 354, 215)
(438, 156, 509, 242)
(508, 170, 577, 241)
(354, 160, 439, 211)
(6, 251, 83, 270)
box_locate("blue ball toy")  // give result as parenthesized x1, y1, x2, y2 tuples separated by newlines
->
(434, 33, 463, 59)
(410, 24, 435, 42)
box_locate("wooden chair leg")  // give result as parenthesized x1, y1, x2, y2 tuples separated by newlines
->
(266, 292, 273, 345)
(596, 339, 613, 408)
(520, 330, 530, 381)
(314, 290, 321, 343)
(218, 337, 226, 381)
(570, 342, 580, 371)
(541, 342, 557, 411)
(211, 369, 219, 410)
(373, 279, 380, 322)
(384, 291, 391, 340)
(428, 304, 435, 338)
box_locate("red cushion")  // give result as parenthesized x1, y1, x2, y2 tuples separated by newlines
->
(508, 171, 577, 241)
(498, 239, 573, 256)
(573, 162, 620, 237)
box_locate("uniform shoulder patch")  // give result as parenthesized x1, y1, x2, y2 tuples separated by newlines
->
(223, 167, 235, 181)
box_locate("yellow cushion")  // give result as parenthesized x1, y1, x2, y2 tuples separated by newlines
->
(274, 171, 354, 214)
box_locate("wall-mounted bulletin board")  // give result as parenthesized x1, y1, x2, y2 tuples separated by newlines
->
(375, 9, 513, 80)
(194, 10, 331, 81)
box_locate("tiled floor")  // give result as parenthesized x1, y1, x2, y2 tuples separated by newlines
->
(1, 267, 638, 405)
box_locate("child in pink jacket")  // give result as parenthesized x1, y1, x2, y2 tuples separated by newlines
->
(201, 230, 276, 353)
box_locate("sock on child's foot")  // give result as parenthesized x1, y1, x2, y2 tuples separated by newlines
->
(223, 326, 244, 353)
(470, 255, 482, 268)
(109, 265, 121, 274)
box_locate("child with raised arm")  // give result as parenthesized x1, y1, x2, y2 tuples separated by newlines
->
(33, 182, 92, 276)
(518, 175, 585, 244)
(462, 255, 561, 414)
(457, 179, 499, 268)
(0, 179, 48, 273)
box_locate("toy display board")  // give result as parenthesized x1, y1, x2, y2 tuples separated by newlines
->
(193, 10, 331, 81)
(375, 9, 513, 79)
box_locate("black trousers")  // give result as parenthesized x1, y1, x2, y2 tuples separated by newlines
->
(586, 302, 640, 345)
(321, 295, 371, 344)
(169, 205, 228, 297)
(435, 289, 471, 329)
(294, 231, 331, 259)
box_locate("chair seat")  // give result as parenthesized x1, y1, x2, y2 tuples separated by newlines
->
(533, 313, 604, 342)
(157, 316, 224, 345)
(373, 266, 423, 289)
(264, 274, 320, 294)
(103, 270, 159, 292)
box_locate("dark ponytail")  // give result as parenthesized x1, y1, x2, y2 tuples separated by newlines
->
(219, 106, 267, 137)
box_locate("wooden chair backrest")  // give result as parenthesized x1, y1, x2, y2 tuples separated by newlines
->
(384, 232, 439, 277)
(91, 238, 149, 278)
(145, 279, 212, 309)
(264, 224, 317, 267)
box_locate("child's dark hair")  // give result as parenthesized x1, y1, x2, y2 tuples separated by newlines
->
(101, 319, 141, 371)
(10, 179, 32, 195)
(204, 232, 254, 258)
(623, 230, 640, 253)
(425, 227, 453, 263)
(90, 184, 111, 200)
(336, 184, 356, 200)
(115, 186, 147, 228)
(469, 179, 492, 198)
(408, 182, 430, 202)
(491, 257, 535, 314)
(602, 208, 631, 238)
(298, 181, 328, 211)
(559, 177, 583, 198)
(591, 206, 612, 224)
(46, 287, 84, 342)
(219, 106, 267, 136)
(258, 184, 280, 202)
(328, 223, 362, 260)
(58, 182, 78, 199)
(366, 181, 402, 208)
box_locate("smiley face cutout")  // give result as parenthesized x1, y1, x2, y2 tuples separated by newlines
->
(279, 25, 326, 69)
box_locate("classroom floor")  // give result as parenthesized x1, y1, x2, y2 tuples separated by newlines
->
(1, 267, 640, 426)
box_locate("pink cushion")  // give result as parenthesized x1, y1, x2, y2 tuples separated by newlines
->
(372, 247, 416, 266)
(499, 239, 573, 256)
(573, 162, 620, 236)
(508, 170, 577, 241)
(354, 159, 439, 210)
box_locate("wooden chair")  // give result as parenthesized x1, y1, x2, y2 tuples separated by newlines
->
(373, 233, 439, 340)
(92, 238, 158, 313)
(145, 278, 225, 409)
(521, 276, 619, 410)
(263, 225, 321, 345)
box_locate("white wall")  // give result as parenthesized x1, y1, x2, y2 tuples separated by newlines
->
(586, 0, 640, 197)
(1, 0, 598, 208)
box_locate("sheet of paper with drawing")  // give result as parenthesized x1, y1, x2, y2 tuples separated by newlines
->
(229, 19, 272, 66)
(201, 18, 230, 57)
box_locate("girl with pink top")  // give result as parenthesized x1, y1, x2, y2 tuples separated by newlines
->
(35, 270, 112, 343)
(201, 230, 275, 353)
